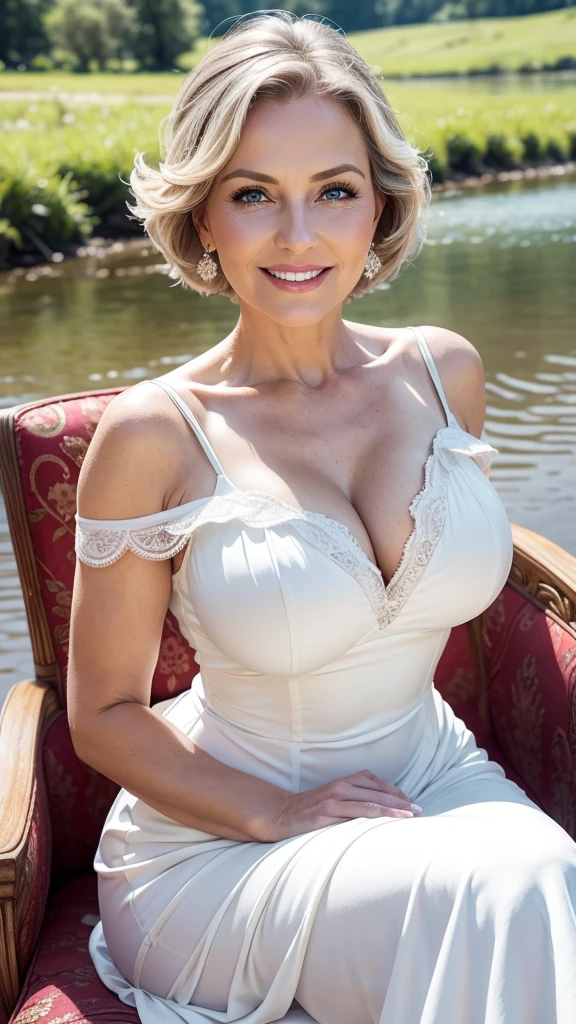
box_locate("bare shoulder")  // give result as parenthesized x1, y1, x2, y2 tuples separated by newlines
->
(414, 324, 486, 437)
(76, 381, 191, 521)
(344, 319, 486, 436)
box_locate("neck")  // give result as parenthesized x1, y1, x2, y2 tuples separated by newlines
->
(217, 307, 367, 390)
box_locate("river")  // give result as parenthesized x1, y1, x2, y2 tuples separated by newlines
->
(1, 169, 575, 703)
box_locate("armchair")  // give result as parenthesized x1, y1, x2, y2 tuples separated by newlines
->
(0, 385, 574, 1024)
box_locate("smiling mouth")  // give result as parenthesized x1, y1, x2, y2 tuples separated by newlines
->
(261, 267, 332, 281)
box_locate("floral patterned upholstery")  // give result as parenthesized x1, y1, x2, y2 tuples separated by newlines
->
(2, 385, 574, 1024)
(42, 714, 119, 884)
(481, 586, 576, 836)
(435, 619, 541, 805)
(9, 873, 140, 1024)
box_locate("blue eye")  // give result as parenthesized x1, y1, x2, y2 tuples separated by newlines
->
(229, 181, 359, 205)
(320, 181, 360, 202)
(238, 189, 264, 204)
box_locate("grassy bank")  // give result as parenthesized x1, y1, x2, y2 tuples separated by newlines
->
(1, 79, 575, 268)
(0, 9, 575, 86)
(345, 8, 576, 78)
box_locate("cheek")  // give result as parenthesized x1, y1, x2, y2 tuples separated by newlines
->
(315, 202, 378, 244)
(214, 214, 271, 274)
(218, 209, 270, 245)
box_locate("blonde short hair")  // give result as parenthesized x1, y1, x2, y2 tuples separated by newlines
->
(128, 10, 431, 304)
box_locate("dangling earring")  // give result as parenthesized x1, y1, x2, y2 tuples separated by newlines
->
(197, 248, 219, 282)
(363, 240, 382, 280)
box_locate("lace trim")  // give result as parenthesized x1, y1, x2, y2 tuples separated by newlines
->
(285, 515, 386, 627)
(75, 491, 385, 616)
(75, 417, 499, 631)
(381, 419, 499, 622)
(75, 520, 198, 569)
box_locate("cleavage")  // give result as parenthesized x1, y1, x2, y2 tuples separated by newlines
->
(174, 423, 444, 588)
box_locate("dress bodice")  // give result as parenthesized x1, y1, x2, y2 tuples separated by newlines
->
(75, 326, 513, 791)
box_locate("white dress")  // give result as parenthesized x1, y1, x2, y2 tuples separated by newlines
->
(75, 326, 576, 1024)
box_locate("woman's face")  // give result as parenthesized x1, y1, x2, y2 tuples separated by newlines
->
(195, 94, 385, 326)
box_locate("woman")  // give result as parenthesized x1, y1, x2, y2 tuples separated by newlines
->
(69, 11, 576, 1024)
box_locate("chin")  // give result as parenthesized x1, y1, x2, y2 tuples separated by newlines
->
(262, 304, 339, 327)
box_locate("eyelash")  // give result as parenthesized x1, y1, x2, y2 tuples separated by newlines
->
(229, 180, 360, 206)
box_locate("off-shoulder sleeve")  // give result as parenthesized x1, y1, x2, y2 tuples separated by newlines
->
(74, 503, 205, 568)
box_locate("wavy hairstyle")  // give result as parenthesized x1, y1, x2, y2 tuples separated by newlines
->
(128, 10, 431, 304)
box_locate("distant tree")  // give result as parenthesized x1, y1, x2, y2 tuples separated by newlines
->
(460, 0, 494, 15)
(128, 0, 204, 69)
(203, 0, 443, 35)
(374, 0, 446, 26)
(44, 0, 136, 71)
(199, 0, 243, 37)
(327, 0, 381, 31)
(0, 0, 52, 66)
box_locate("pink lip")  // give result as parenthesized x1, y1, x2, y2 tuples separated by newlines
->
(263, 264, 331, 272)
(259, 265, 333, 292)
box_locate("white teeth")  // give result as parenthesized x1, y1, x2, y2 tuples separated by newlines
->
(267, 268, 325, 281)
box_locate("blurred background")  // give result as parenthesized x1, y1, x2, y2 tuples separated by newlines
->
(1, 1, 575, 704)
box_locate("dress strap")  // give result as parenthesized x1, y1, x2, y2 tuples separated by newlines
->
(405, 326, 452, 424)
(148, 378, 226, 477)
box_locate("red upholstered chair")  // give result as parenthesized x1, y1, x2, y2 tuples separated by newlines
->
(0, 386, 575, 1024)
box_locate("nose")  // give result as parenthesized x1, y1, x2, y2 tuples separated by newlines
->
(274, 200, 318, 253)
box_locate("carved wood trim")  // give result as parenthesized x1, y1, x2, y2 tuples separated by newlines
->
(0, 409, 58, 684)
(0, 680, 59, 1023)
(0, 898, 17, 1024)
(509, 523, 576, 639)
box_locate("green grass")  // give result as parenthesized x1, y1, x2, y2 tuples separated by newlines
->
(2, 83, 574, 179)
(0, 8, 575, 87)
(0, 71, 183, 96)
(345, 8, 576, 77)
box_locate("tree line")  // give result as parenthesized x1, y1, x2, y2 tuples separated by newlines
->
(1, 0, 574, 72)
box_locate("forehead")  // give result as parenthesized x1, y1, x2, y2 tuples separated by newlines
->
(224, 94, 370, 173)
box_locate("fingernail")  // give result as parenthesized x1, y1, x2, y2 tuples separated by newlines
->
(410, 803, 423, 814)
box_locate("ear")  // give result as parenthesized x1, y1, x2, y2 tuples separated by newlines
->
(192, 205, 211, 250)
(373, 190, 386, 225)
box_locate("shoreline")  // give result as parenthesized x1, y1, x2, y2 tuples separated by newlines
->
(0, 67, 574, 101)
(430, 158, 576, 193)
(2, 159, 575, 276)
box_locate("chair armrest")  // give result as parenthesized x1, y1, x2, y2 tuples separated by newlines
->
(510, 523, 576, 625)
(0, 680, 59, 1024)
(480, 524, 576, 838)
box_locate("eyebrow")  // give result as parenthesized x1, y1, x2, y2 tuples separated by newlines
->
(220, 163, 366, 184)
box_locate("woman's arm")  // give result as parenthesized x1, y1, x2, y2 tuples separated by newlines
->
(68, 384, 284, 842)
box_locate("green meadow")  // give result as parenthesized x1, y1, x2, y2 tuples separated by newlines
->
(1, 7, 575, 84)
(1, 8, 575, 265)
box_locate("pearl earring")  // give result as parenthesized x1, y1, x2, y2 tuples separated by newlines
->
(363, 241, 382, 280)
(197, 248, 219, 282)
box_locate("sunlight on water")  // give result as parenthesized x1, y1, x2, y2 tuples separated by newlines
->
(424, 178, 576, 248)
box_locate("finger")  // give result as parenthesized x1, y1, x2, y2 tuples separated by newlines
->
(348, 772, 407, 798)
(361, 772, 411, 801)
(338, 801, 415, 820)
(344, 778, 413, 809)
(352, 788, 414, 811)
